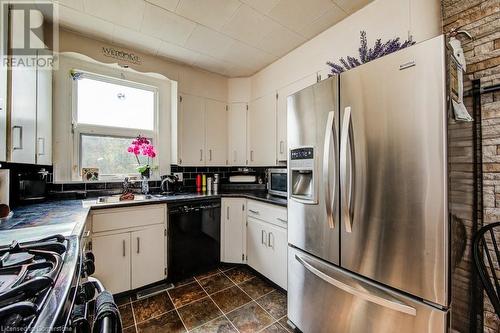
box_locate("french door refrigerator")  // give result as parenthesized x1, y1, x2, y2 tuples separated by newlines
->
(287, 35, 449, 333)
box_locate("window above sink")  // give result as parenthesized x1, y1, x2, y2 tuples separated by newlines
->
(72, 71, 159, 181)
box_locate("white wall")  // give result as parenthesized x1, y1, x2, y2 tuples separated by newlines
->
(58, 29, 228, 102)
(249, 0, 441, 100)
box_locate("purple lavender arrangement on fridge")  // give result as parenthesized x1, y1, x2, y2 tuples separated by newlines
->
(327, 31, 415, 75)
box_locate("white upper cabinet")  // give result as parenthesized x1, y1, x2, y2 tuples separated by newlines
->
(0, 56, 6, 162)
(36, 63, 53, 165)
(248, 93, 277, 166)
(9, 10, 52, 165)
(228, 103, 248, 166)
(276, 73, 318, 161)
(205, 99, 228, 166)
(176, 94, 228, 166)
(178, 94, 205, 166)
(11, 66, 37, 164)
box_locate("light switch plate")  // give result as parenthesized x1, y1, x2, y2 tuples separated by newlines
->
(173, 172, 183, 181)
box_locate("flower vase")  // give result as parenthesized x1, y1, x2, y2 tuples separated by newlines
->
(141, 176, 149, 194)
(141, 167, 151, 194)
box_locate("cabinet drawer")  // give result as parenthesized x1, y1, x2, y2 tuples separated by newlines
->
(92, 204, 166, 233)
(247, 200, 287, 227)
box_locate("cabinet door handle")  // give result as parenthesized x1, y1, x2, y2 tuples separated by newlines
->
(249, 209, 259, 215)
(200, 149, 203, 161)
(233, 150, 237, 162)
(137, 237, 140, 254)
(261, 230, 267, 246)
(250, 150, 254, 162)
(227, 206, 230, 220)
(37, 137, 45, 155)
(209, 149, 212, 161)
(280, 141, 284, 154)
(12, 125, 23, 150)
(122, 240, 126, 257)
(276, 217, 287, 223)
(268, 232, 274, 248)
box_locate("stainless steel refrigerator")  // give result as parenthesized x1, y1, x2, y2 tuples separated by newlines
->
(287, 35, 450, 332)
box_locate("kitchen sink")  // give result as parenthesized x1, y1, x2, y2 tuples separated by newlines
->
(94, 194, 155, 204)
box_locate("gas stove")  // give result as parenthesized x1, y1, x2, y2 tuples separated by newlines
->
(0, 234, 100, 333)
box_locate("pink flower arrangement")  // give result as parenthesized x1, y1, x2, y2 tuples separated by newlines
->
(127, 135, 157, 176)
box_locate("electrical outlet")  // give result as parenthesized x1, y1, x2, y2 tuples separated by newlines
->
(173, 172, 183, 181)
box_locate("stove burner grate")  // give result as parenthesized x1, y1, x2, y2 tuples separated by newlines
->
(0, 235, 67, 332)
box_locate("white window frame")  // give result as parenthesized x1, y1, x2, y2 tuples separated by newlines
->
(71, 70, 160, 181)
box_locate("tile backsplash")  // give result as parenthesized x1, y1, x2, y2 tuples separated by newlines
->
(1, 162, 282, 202)
(170, 165, 269, 189)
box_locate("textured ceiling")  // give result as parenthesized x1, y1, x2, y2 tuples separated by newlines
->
(52, 0, 373, 77)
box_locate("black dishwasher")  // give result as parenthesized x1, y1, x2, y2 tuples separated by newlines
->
(168, 199, 221, 280)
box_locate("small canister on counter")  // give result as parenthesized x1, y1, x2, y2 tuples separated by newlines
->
(202, 174, 207, 193)
(196, 174, 202, 192)
(213, 174, 219, 194)
(207, 177, 213, 194)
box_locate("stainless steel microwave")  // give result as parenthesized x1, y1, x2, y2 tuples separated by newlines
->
(267, 169, 287, 197)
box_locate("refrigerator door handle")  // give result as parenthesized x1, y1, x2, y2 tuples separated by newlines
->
(323, 111, 337, 229)
(295, 254, 417, 316)
(340, 106, 354, 232)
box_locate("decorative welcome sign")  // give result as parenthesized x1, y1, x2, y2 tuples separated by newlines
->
(101, 46, 141, 65)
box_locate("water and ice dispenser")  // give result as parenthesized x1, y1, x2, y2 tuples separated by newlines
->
(289, 147, 317, 204)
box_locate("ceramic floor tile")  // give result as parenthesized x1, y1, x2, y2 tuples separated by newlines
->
(132, 292, 174, 323)
(211, 286, 252, 313)
(262, 322, 289, 333)
(168, 281, 207, 308)
(177, 297, 223, 330)
(256, 290, 287, 319)
(174, 276, 196, 287)
(136, 310, 186, 333)
(278, 317, 295, 332)
(190, 316, 238, 333)
(119, 303, 135, 328)
(226, 301, 274, 333)
(195, 267, 221, 280)
(198, 273, 235, 294)
(224, 266, 256, 284)
(239, 277, 275, 299)
(123, 325, 137, 333)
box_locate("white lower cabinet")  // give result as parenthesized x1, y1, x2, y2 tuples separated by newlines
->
(246, 204, 287, 290)
(92, 232, 131, 294)
(131, 224, 166, 289)
(221, 198, 247, 264)
(90, 205, 167, 294)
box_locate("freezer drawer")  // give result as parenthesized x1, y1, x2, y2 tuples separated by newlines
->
(288, 246, 448, 333)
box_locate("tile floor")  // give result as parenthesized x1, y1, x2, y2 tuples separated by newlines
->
(114, 265, 295, 333)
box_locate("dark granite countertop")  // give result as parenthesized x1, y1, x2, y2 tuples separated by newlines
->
(0, 200, 89, 245)
(0, 191, 286, 246)
(85, 191, 287, 209)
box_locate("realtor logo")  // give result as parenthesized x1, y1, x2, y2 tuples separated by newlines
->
(1, 0, 59, 69)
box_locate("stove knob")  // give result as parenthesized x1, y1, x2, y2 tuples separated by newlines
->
(84, 258, 95, 276)
(85, 251, 95, 262)
(81, 251, 95, 276)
